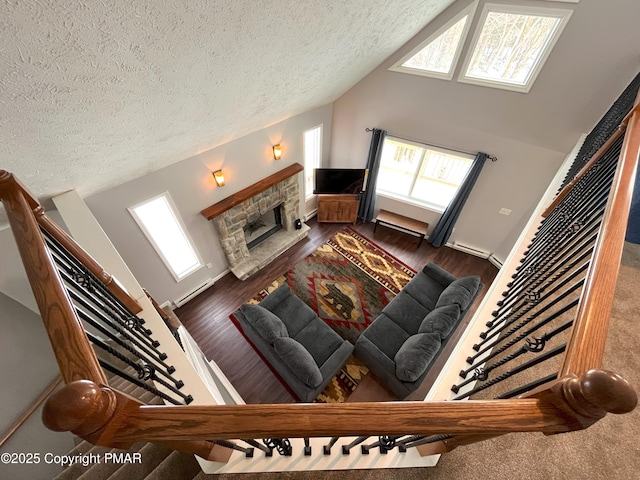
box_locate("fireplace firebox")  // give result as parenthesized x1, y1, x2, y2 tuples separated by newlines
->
(244, 205, 282, 250)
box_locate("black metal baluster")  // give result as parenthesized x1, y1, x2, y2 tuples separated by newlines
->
(470, 296, 580, 376)
(98, 359, 190, 405)
(454, 320, 573, 394)
(263, 438, 292, 456)
(74, 307, 176, 374)
(361, 436, 405, 454)
(241, 439, 273, 456)
(213, 440, 254, 457)
(471, 274, 586, 363)
(342, 437, 369, 455)
(323, 437, 340, 455)
(485, 244, 594, 335)
(453, 344, 567, 401)
(304, 438, 312, 456)
(497, 373, 559, 399)
(41, 228, 149, 331)
(474, 279, 584, 360)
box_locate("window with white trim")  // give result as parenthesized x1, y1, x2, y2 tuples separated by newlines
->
(129, 193, 202, 281)
(389, 1, 477, 80)
(459, 4, 572, 92)
(303, 125, 322, 199)
(376, 137, 474, 212)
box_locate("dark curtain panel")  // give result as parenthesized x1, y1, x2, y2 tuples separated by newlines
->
(428, 151, 489, 248)
(357, 129, 387, 222)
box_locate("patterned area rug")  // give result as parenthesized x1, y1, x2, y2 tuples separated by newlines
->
(243, 227, 415, 402)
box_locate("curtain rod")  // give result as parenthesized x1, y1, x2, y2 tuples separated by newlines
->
(365, 128, 498, 162)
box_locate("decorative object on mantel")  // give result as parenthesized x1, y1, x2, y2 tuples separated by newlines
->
(212, 169, 225, 187)
(273, 144, 282, 160)
(201, 163, 308, 280)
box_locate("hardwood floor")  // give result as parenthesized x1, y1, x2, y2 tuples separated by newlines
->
(175, 218, 498, 404)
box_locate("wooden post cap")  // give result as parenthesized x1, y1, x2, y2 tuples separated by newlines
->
(42, 380, 117, 435)
(562, 370, 638, 418)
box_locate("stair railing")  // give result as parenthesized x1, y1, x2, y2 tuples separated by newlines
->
(1, 77, 638, 464)
(0, 171, 229, 463)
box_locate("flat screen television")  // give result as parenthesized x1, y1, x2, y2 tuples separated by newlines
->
(313, 168, 367, 195)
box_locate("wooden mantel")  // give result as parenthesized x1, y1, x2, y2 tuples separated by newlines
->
(200, 163, 304, 220)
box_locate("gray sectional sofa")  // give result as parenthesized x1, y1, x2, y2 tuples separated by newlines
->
(233, 283, 354, 402)
(354, 262, 483, 399)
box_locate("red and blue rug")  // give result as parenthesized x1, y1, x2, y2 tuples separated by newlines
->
(243, 227, 416, 402)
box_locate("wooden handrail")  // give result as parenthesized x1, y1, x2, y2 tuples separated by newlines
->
(0, 171, 107, 385)
(42, 369, 635, 444)
(0, 375, 62, 449)
(559, 106, 640, 376)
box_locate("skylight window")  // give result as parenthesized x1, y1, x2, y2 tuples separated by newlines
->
(389, 2, 478, 80)
(460, 4, 572, 92)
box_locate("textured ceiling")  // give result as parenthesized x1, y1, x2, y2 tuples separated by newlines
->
(0, 0, 453, 212)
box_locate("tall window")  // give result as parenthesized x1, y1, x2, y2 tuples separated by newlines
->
(304, 125, 322, 199)
(129, 193, 202, 281)
(376, 137, 474, 212)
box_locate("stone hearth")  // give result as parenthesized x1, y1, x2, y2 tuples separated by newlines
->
(202, 164, 309, 280)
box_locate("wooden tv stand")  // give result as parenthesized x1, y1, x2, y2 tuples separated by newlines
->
(316, 194, 360, 224)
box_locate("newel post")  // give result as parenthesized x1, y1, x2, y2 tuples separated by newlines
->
(42, 380, 135, 447)
(547, 369, 637, 431)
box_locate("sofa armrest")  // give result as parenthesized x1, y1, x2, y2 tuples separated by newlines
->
(355, 335, 415, 398)
(422, 262, 458, 287)
(318, 340, 354, 380)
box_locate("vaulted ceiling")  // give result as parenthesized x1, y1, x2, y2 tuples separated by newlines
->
(2, 0, 640, 225)
(0, 0, 454, 208)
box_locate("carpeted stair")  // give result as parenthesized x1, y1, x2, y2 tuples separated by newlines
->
(55, 364, 204, 480)
(54, 440, 203, 480)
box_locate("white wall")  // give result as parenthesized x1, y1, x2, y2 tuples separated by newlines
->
(330, 67, 565, 254)
(0, 210, 68, 313)
(85, 105, 332, 305)
(328, 0, 639, 256)
(0, 291, 74, 479)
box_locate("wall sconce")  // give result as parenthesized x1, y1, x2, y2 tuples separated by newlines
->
(212, 169, 225, 187)
(272, 144, 282, 160)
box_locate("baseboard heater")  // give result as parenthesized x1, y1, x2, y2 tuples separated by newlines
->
(449, 242, 491, 259)
(174, 278, 215, 307)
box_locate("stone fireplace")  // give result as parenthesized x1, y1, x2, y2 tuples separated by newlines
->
(200, 163, 309, 280)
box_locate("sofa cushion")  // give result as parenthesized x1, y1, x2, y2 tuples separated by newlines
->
(294, 319, 344, 366)
(401, 274, 443, 312)
(273, 337, 323, 388)
(383, 291, 430, 334)
(394, 333, 441, 383)
(239, 303, 288, 344)
(435, 276, 481, 311)
(362, 314, 410, 359)
(259, 284, 317, 337)
(418, 303, 461, 340)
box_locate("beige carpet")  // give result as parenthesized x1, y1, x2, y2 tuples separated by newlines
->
(202, 242, 640, 480)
